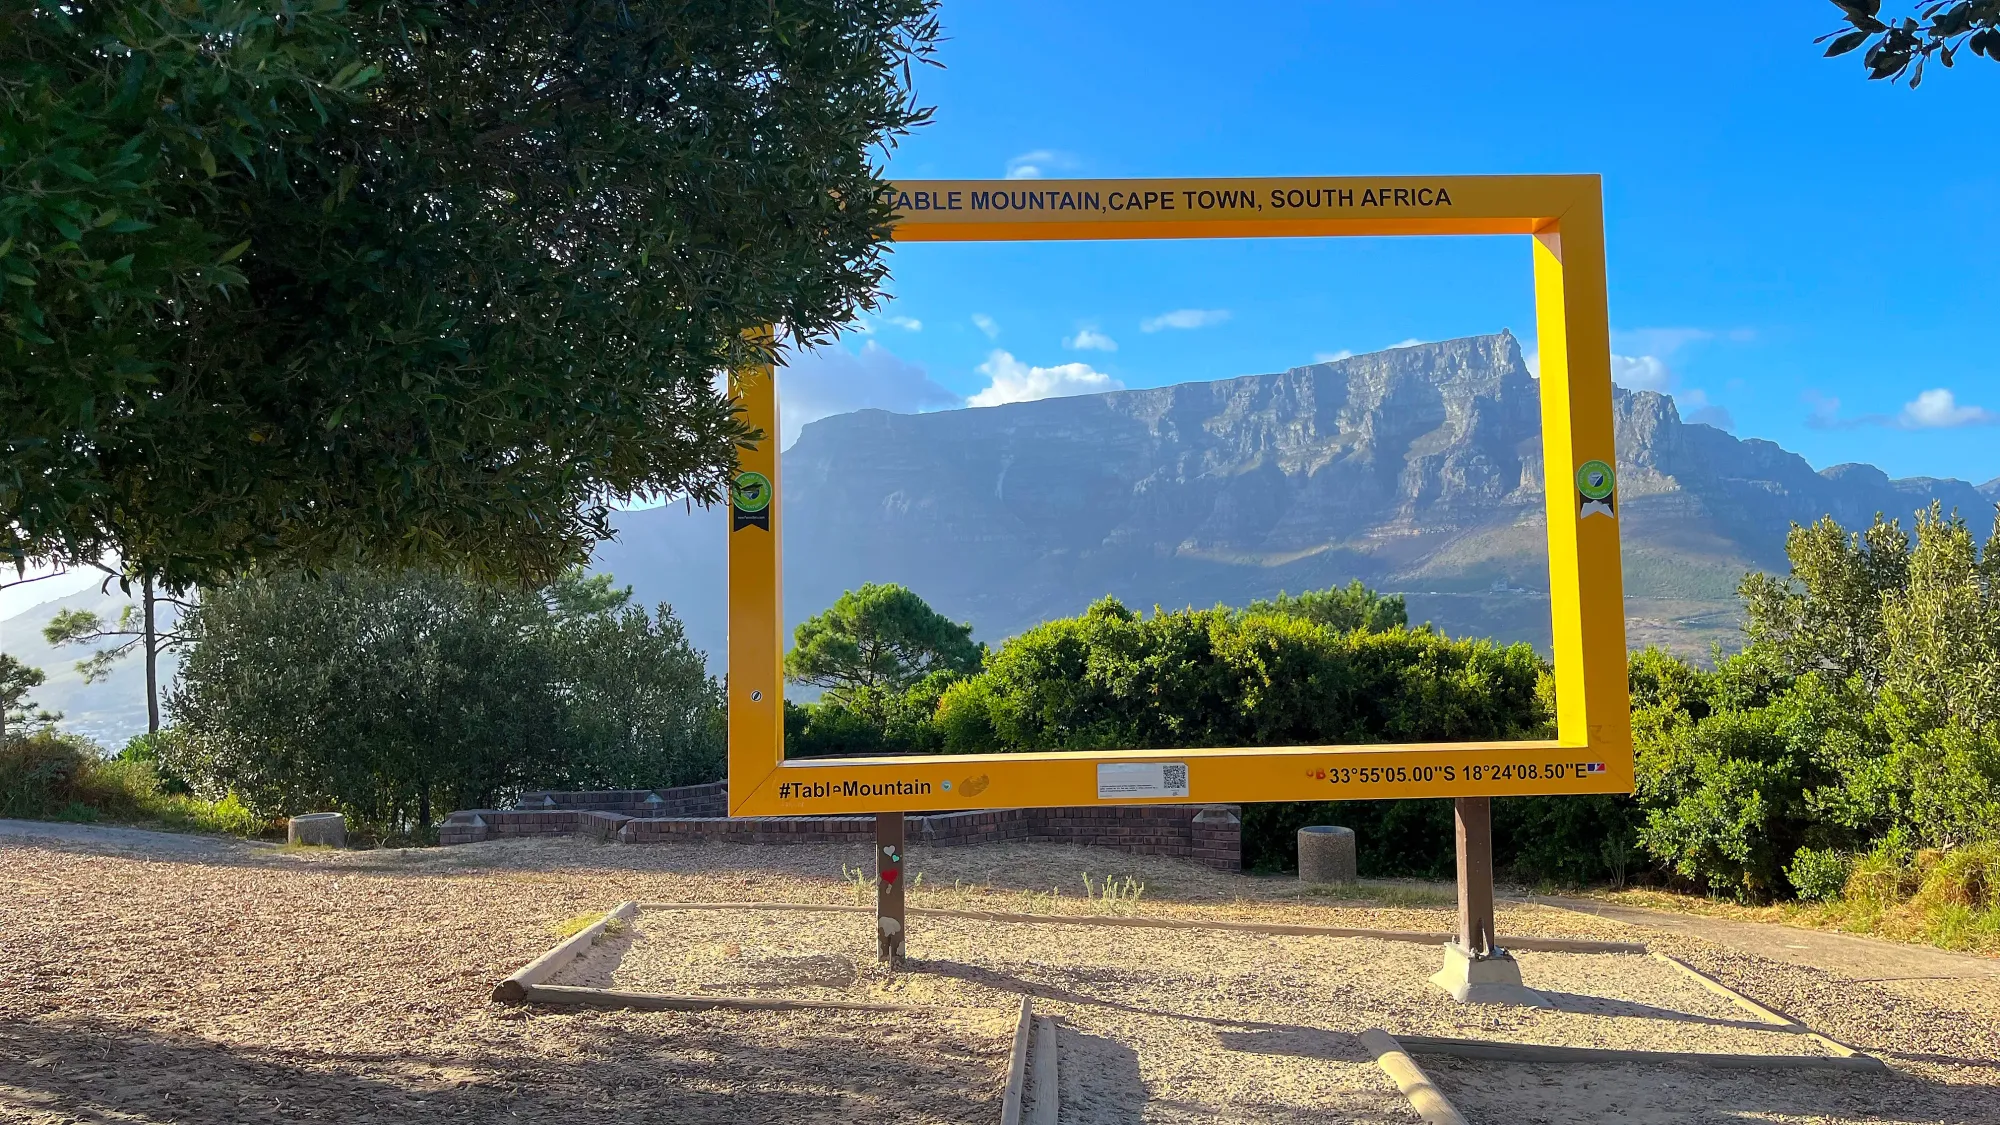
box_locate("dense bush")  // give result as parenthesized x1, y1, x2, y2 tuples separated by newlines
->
(783, 588, 1629, 881)
(0, 728, 264, 834)
(166, 569, 723, 842)
(1787, 846, 1852, 902)
(930, 597, 1550, 752)
(1632, 505, 2000, 901)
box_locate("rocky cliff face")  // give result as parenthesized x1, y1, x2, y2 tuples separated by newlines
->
(598, 333, 1993, 662)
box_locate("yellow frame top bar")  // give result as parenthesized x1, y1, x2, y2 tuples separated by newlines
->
(883, 175, 1595, 241)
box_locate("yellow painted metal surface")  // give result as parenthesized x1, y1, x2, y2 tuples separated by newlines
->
(727, 175, 1631, 816)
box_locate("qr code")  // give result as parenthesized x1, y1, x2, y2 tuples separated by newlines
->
(1161, 763, 1188, 793)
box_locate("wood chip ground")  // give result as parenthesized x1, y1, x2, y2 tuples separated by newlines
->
(2, 832, 1996, 1124)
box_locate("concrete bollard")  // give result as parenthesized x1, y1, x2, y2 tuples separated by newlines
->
(288, 812, 347, 848)
(1298, 825, 1357, 884)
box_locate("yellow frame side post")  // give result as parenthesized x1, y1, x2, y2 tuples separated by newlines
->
(1533, 196, 1632, 769)
(726, 345, 785, 811)
(725, 175, 1631, 817)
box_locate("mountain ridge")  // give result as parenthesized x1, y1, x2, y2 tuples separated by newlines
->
(12, 332, 1991, 742)
(591, 331, 1993, 676)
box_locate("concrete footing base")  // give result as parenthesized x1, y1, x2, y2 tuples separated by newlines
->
(1430, 941, 1552, 1007)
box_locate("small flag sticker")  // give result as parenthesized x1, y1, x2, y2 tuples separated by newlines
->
(1585, 762, 1607, 774)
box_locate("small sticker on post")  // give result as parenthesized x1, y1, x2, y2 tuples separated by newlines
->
(1097, 761, 1189, 800)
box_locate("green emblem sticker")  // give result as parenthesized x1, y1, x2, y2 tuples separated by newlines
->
(1575, 460, 1615, 501)
(732, 471, 772, 513)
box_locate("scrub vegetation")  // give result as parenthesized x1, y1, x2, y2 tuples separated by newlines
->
(786, 503, 2000, 951)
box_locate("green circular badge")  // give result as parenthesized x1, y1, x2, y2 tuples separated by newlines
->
(732, 471, 772, 512)
(1575, 460, 1615, 501)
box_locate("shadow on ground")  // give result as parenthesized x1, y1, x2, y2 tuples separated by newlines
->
(0, 1015, 1002, 1125)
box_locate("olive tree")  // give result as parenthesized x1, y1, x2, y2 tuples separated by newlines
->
(165, 569, 723, 839)
(3, 0, 940, 586)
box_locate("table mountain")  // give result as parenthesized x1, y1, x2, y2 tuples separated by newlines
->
(595, 332, 1995, 665)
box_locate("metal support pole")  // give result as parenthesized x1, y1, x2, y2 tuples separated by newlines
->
(876, 812, 906, 968)
(1454, 797, 1496, 957)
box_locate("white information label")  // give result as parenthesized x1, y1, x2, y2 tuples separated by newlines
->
(1096, 761, 1190, 800)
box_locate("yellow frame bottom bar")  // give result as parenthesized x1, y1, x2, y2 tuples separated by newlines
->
(731, 742, 1633, 817)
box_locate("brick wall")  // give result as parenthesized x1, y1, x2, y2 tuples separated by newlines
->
(442, 783, 1241, 871)
(514, 781, 728, 818)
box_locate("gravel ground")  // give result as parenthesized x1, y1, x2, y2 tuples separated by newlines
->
(2, 830, 1996, 1124)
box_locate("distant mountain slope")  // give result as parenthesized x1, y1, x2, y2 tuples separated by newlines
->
(22, 333, 1982, 745)
(595, 332, 1991, 671)
(0, 586, 171, 747)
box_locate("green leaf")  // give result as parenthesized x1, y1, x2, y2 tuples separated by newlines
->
(1825, 29, 1871, 56)
(218, 240, 251, 263)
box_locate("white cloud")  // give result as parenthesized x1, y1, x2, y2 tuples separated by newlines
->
(1065, 328, 1118, 352)
(1388, 337, 1427, 349)
(1005, 149, 1077, 179)
(1610, 354, 1674, 392)
(1612, 327, 1714, 358)
(1523, 347, 1540, 377)
(778, 341, 962, 446)
(1610, 351, 1732, 431)
(968, 350, 1122, 407)
(1899, 388, 1998, 429)
(1313, 350, 1355, 364)
(971, 313, 1000, 340)
(1140, 308, 1231, 332)
(850, 313, 922, 334)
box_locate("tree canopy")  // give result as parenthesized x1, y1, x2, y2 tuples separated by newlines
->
(2, 0, 940, 586)
(1820, 1, 2000, 84)
(1242, 580, 1408, 635)
(1633, 503, 2000, 900)
(785, 582, 982, 709)
(165, 568, 724, 839)
(0, 652, 48, 741)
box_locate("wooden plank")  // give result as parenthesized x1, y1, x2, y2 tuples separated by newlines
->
(634, 902, 1645, 953)
(492, 901, 637, 1003)
(1000, 996, 1032, 1125)
(522, 984, 916, 1013)
(1651, 953, 1875, 1061)
(1359, 1029, 1470, 1125)
(1393, 1034, 1889, 1072)
(1454, 797, 1496, 956)
(1029, 1016, 1059, 1125)
(878, 812, 907, 968)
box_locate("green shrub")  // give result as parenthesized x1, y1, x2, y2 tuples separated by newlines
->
(933, 598, 1549, 753)
(1786, 846, 1852, 901)
(0, 728, 271, 836)
(0, 729, 103, 819)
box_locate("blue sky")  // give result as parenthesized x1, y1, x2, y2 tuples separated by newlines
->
(780, 0, 1999, 486)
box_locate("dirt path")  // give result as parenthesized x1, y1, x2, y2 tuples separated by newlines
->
(3, 828, 1996, 1123)
(1530, 893, 2000, 982)
(0, 816, 275, 858)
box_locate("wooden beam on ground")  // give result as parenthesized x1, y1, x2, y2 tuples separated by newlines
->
(522, 984, 917, 1013)
(999, 996, 1032, 1125)
(1393, 1034, 1889, 1072)
(1454, 797, 1496, 956)
(633, 902, 1646, 953)
(1359, 1029, 1469, 1125)
(1029, 1016, 1059, 1125)
(877, 812, 907, 968)
(493, 901, 637, 1003)
(1651, 953, 1876, 1061)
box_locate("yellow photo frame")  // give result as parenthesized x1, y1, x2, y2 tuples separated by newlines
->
(727, 175, 1631, 816)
